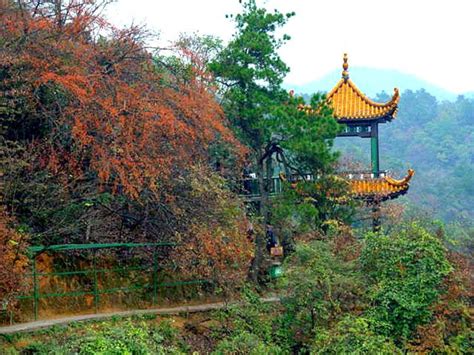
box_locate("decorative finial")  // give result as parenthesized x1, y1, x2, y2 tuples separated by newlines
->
(342, 53, 349, 81)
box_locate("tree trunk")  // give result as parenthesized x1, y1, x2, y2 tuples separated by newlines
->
(250, 153, 270, 283)
(54, 0, 63, 30)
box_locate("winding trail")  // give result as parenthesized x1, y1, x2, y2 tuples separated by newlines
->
(0, 296, 280, 335)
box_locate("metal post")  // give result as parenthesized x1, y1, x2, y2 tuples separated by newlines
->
(32, 255, 39, 321)
(92, 250, 99, 313)
(370, 123, 380, 177)
(152, 248, 158, 305)
(372, 202, 381, 232)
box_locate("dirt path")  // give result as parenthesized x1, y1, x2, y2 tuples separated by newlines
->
(0, 297, 280, 335)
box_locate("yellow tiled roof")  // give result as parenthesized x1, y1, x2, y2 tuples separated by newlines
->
(326, 54, 400, 121)
(349, 169, 414, 200)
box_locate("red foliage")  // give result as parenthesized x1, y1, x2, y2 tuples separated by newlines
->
(1, 2, 252, 298)
(166, 166, 254, 292)
(1, 1, 243, 198)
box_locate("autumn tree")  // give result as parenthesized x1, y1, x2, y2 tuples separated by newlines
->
(1, 0, 241, 194)
(0, 1, 252, 288)
(167, 165, 253, 294)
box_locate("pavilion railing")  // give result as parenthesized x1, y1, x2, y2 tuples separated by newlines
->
(239, 170, 389, 198)
(15, 242, 212, 321)
(338, 170, 388, 180)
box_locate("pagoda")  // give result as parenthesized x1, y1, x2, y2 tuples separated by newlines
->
(317, 54, 414, 228)
(242, 54, 414, 229)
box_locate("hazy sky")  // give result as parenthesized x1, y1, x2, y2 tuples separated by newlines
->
(106, 0, 474, 93)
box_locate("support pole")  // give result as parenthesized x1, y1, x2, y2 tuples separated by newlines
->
(152, 248, 158, 305)
(92, 250, 99, 313)
(372, 202, 381, 232)
(32, 255, 38, 321)
(371, 123, 380, 177)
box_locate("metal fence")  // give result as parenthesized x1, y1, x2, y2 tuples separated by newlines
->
(16, 242, 211, 321)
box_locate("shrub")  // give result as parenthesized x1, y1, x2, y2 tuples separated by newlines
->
(66, 320, 185, 354)
(312, 316, 401, 354)
(360, 223, 452, 341)
(212, 331, 283, 355)
(277, 240, 365, 349)
(215, 288, 276, 345)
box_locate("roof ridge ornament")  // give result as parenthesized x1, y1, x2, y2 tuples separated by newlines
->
(342, 53, 349, 81)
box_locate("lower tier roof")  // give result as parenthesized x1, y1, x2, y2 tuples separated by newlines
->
(349, 169, 414, 202)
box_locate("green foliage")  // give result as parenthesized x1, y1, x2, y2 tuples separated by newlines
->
(271, 182, 321, 234)
(16, 341, 64, 354)
(312, 316, 401, 354)
(272, 176, 354, 234)
(360, 223, 453, 341)
(444, 221, 474, 256)
(277, 239, 364, 350)
(213, 331, 283, 355)
(66, 320, 183, 355)
(211, 0, 339, 175)
(2, 219, 470, 353)
(210, 1, 339, 170)
(210, 2, 344, 274)
(3, 319, 186, 354)
(216, 287, 276, 344)
(445, 331, 474, 354)
(274, 93, 341, 173)
(211, 287, 293, 353)
(210, 0, 342, 279)
(210, 0, 294, 147)
(269, 222, 468, 352)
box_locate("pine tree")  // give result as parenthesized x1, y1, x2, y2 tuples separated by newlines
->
(211, 0, 340, 280)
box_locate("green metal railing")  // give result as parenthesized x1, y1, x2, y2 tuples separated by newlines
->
(17, 242, 211, 321)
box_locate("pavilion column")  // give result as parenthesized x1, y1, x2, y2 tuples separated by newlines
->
(370, 123, 380, 177)
(372, 202, 381, 232)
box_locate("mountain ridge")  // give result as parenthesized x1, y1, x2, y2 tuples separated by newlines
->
(284, 67, 470, 101)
